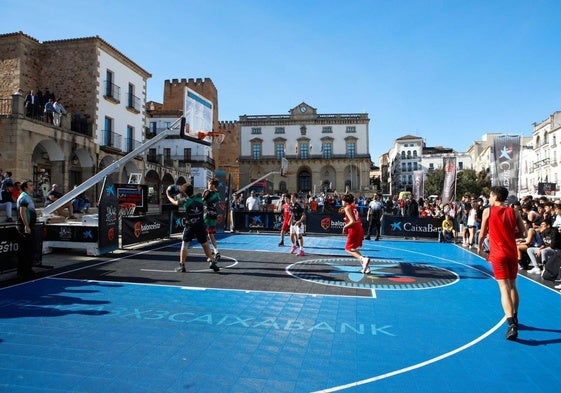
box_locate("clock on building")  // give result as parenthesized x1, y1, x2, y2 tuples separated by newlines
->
(299, 105, 307, 113)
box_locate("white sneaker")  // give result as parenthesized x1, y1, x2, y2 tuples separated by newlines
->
(361, 257, 371, 274)
(554, 283, 561, 289)
(527, 267, 541, 275)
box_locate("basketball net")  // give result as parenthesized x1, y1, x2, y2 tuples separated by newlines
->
(198, 131, 226, 148)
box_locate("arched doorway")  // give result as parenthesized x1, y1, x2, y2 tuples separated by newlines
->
(298, 170, 312, 193)
(145, 170, 160, 204)
(161, 173, 175, 206)
(344, 164, 360, 192)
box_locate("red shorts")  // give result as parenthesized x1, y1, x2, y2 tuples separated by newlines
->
(489, 256, 518, 280)
(345, 227, 363, 251)
(281, 221, 290, 233)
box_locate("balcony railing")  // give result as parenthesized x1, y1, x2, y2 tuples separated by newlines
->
(127, 94, 141, 112)
(124, 138, 141, 153)
(533, 158, 551, 169)
(102, 130, 122, 150)
(0, 98, 11, 115)
(104, 81, 121, 102)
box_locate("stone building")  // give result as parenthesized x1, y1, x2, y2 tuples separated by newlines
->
(237, 103, 372, 196)
(0, 32, 150, 202)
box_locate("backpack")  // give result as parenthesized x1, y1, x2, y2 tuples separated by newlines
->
(542, 250, 561, 281)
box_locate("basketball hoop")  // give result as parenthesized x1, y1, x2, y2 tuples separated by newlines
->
(118, 203, 136, 217)
(198, 131, 226, 148)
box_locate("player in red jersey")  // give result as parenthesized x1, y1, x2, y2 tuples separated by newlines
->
(477, 186, 526, 340)
(278, 194, 291, 246)
(341, 193, 370, 274)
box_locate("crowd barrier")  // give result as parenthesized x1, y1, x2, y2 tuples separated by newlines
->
(1, 211, 445, 267)
(0, 224, 43, 272)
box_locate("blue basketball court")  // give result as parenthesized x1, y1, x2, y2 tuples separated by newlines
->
(1, 234, 561, 392)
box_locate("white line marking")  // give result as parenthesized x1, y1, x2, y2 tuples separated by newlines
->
(313, 317, 506, 392)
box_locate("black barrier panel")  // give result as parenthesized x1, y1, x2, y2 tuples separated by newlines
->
(44, 224, 99, 243)
(122, 215, 170, 246)
(0, 226, 20, 271)
(307, 213, 347, 235)
(98, 177, 119, 254)
(170, 211, 184, 235)
(381, 215, 443, 238)
(229, 211, 368, 235)
(0, 224, 44, 272)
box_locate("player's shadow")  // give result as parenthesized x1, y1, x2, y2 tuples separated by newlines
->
(0, 280, 113, 320)
(515, 324, 561, 346)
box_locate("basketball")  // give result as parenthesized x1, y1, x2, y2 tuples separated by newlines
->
(167, 184, 180, 198)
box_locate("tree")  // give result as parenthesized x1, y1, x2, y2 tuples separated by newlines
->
(424, 169, 444, 197)
(424, 168, 490, 200)
(456, 169, 480, 197)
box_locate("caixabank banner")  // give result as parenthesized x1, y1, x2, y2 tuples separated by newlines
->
(98, 177, 119, 254)
(381, 215, 443, 239)
(44, 225, 98, 243)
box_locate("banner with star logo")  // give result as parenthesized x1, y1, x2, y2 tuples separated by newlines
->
(492, 135, 521, 196)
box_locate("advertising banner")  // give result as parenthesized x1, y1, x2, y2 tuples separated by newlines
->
(44, 225, 98, 243)
(538, 182, 556, 196)
(122, 215, 169, 246)
(170, 210, 185, 235)
(441, 157, 457, 204)
(381, 215, 443, 239)
(492, 135, 521, 196)
(98, 177, 119, 254)
(412, 170, 424, 199)
(0, 226, 21, 271)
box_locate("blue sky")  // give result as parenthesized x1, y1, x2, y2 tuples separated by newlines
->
(5, 0, 561, 164)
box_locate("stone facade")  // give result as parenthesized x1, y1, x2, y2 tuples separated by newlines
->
(237, 103, 372, 196)
(0, 32, 151, 202)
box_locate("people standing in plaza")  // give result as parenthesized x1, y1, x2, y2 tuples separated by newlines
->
(52, 98, 67, 127)
(365, 193, 384, 241)
(245, 190, 262, 230)
(43, 98, 55, 124)
(16, 181, 37, 278)
(477, 186, 526, 340)
(405, 194, 419, 217)
(277, 194, 291, 246)
(0, 182, 15, 222)
(289, 193, 306, 256)
(166, 183, 219, 273)
(342, 193, 371, 274)
(245, 190, 260, 211)
(228, 192, 243, 233)
(24, 90, 39, 118)
(202, 178, 221, 260)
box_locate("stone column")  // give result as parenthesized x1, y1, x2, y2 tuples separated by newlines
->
(12, 92, 24, 116)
